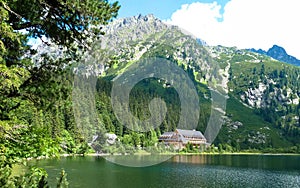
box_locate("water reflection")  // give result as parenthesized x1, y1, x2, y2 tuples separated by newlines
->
(172, 155, 208, 164)
(170, 154, 300, 172)
(104, 154, 174, 167)
(30, 155, 300, 187)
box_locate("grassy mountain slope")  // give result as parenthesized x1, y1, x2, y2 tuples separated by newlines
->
(92, 15, 300, 151)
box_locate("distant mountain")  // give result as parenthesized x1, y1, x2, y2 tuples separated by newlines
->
(249, 45, 300, 66)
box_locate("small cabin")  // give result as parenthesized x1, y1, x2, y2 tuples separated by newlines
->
(159, 129, 207, 150)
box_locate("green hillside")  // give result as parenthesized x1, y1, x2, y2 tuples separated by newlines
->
(94, 55, 298, 150)
(89, 15, 300, 152)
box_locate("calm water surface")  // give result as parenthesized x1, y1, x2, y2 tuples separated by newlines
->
(31, 155, 300, 188)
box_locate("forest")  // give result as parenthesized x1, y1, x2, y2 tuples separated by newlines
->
(1, 0, 300, 187)
(0, 0, 119, 186)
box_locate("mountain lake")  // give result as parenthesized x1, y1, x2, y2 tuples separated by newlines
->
(23, 154, 300, 187)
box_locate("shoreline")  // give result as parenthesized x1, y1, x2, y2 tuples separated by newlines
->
(60, 152, 300, 158)
(23, 151, 300, 162)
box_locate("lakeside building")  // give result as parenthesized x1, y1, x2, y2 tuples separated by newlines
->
(159, 129, 207, 150)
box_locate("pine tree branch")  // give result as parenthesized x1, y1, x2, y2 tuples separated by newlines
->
(1, 2, 22, 19)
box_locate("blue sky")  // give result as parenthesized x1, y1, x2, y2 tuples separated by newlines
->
(110, 0, 300, 59)
(116, 0, 229, 20)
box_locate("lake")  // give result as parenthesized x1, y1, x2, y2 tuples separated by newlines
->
(30, 154, 300, 187)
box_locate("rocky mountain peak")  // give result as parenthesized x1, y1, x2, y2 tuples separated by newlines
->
(267, 45, 287, 57)
(103, 14, 168, 37)
(249, 45, 300, 66)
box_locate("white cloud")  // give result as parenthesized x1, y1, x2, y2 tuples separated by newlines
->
(165, 0, 300, 59)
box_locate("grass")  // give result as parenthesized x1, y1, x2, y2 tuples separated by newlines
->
(221, 94, 292, 148)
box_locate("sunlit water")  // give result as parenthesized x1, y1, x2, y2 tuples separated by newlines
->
(30, 155, 300, 187)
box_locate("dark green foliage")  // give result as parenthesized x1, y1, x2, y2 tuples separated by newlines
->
(56, 169, 69, 188)
(182, 142, 197, 153)
(1, 0, 120, 120)
(95, 74, 212, 148)
(0, 165, 68, 188)
(2, 0, 120, 48)
(1, 0, 120, 186)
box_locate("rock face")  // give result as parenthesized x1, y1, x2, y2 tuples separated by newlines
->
(241, 83, 266, 108)
(249, 45, 300, 66)
(100, 14, 224, 91)
(102, 14, 169, 47)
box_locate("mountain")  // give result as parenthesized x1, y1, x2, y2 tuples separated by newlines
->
(74, 14, 300, 152)
(249, 45, 300, 66)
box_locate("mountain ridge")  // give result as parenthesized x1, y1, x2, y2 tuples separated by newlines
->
(90, 14, 300, 150)
(249, 45, 300, 66)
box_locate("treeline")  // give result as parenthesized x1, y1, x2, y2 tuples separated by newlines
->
(94, 75, 212, 151)
(174, 142, 300, 154)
